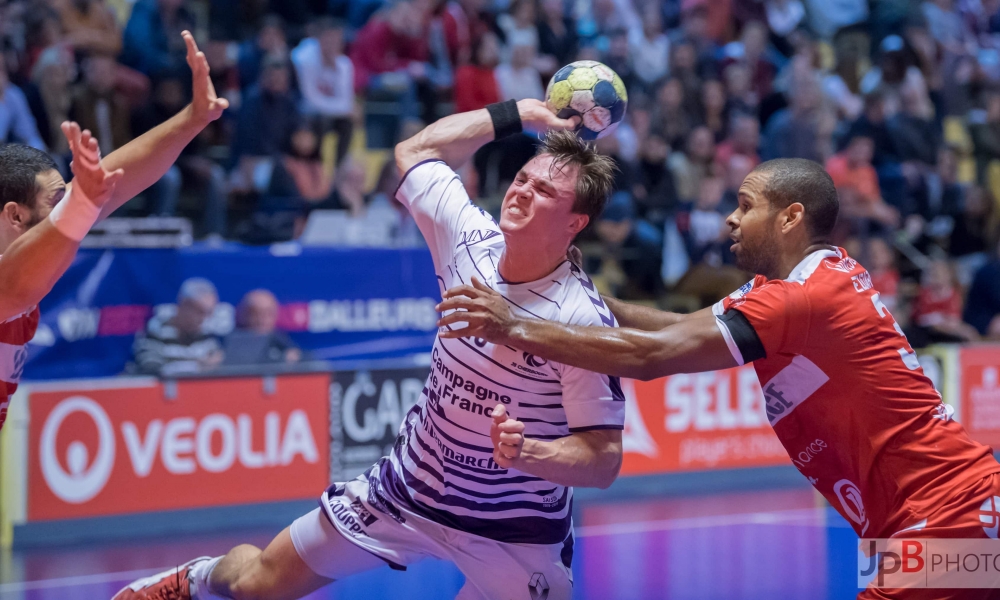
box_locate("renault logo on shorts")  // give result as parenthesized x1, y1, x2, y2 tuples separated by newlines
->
(40, 396, 116, 503)
(980, 495, 1000, 539)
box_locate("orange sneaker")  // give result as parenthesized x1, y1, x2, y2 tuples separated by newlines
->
(112, 557, 210, 600)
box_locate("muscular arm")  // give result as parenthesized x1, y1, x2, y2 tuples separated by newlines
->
(395, 99, 578, 174)
(437, 278, 739, 381)
(98, 31, 227, 220)
(604, 296, 713, 331)
(516, 429, 622, 489)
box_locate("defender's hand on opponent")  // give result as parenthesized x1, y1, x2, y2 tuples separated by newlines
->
(491, 404, 525, 469)
(183, 30, 229, 125)
(62, 122, 124, 206)
(436, 277, 518, 344)
(516, 99, 581, 135)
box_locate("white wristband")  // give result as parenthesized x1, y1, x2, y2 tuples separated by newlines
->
(48, 184, 101, 242)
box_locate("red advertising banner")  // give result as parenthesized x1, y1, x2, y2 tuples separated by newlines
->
(620, 366, 790, 475)
(28, 375, 330, 521)
(959, 346, 1000, 448)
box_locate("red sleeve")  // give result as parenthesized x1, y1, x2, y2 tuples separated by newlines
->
(721, 280, 810, 358)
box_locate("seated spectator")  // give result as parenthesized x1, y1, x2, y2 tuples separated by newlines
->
(0, 55, 46, 149)
(721, 21, 776, 101)
(668, 126, 716, 202)
(634, 133, 678, 228)
(441, 0, 491, 67)
(721, 153, 755, 213)
(889, 76, 940, 171)
(723, 63, 758, 117)
(629, 4, 670, 93)
(866, 236, 900, 312)
(700, 79, 727, 140)
(950, 186, 998, 283)
(825, 134, 900, 232)
(122, 0, 196, 83)
(291, 17, 354, 167)
(964, 239, 1000, 340)
(651, 77, 695, 150)
(231, 56, 300, 193)
(237, 15, 288, 92)
(971, 89, 1000, 187)
(350, 1, 429, 122)
(454, 31, 500, 113)
(70, 55, 132, 155)
(223, 289, 301, 365)
(268, 122, 334, 205)
(602, 29, 638, 99)
(495, 31, 544, 101)
(537, 0, 578, 71)
(761, 71, 825, 162)
(715, 112, 760, 167)
(498, 0, 542, 66)
(133, 278, 223, 376)
(54, 0, 123, 57)
(907, 260, 979, 347)
(24, 46, 74, 154)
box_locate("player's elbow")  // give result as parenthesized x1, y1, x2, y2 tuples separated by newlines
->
(394, 130, 431, 173)
(595, 445, 623, 489)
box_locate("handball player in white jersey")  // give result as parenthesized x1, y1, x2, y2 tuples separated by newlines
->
(115, 100, 624, 600)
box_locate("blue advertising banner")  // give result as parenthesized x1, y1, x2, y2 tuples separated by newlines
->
(25, 243, 440, 380)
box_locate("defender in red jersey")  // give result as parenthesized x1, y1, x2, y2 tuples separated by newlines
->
(0, 32, 227, 431)
(438, 158, 1000, 599)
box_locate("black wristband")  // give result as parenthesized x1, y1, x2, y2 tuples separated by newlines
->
(486, 99, 522, 140)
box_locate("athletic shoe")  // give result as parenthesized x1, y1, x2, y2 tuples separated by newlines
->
(111, 557, 211, 600)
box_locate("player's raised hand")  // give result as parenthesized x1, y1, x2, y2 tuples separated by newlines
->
(61, 121, 124, 207)
(183, 30, 229, 125)
(436, 277, 516, 343)
(516, 99, 581, 135)
(490, 404, 525, 469)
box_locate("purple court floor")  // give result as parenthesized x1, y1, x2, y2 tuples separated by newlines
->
(0, 488, 864, 600)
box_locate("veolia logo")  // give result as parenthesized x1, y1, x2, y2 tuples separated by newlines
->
(40, 396, 115, 504)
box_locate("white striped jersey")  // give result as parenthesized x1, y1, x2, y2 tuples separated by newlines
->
(374, 160, 625, 545)
(0, 300, 39, 431)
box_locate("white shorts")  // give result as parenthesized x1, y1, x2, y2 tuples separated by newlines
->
(289, 464, 573, 600)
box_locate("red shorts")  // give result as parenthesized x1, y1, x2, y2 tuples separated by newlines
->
(859, 473, 1000, 600)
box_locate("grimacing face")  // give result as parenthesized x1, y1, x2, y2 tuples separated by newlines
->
(726, 172, 781, 278)
(500, 154, 587, 240)
(25, 169, 66, 229)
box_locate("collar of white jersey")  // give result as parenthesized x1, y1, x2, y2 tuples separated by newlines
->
(785, 247, 842, 285)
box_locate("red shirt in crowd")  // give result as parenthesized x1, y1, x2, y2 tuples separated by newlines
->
(454, 65, 500, 113)
(349, 18, 428, 92)
(911, 287, 963, 328)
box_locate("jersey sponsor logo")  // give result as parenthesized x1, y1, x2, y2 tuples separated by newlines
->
(731, 280, 755, 299)
(980, 496, 1000, 539)
(790, 438, 828, 469)
(329, 498, 372, 538)
(0, 341, 28, 384)
(834, 479, 870, 535)
(429, 348, 513, 417)
(932, 403, 955, 422)
(761, 356, 830, 426)
(40, 396, 116, 504)
(826, 257, 858, 273)
(419, 412, 502, 471)
(523, 353, 548, 369)
(851, 271, 874, 293)
(350, 498, 379, 527)
(529, 572, 550, 600)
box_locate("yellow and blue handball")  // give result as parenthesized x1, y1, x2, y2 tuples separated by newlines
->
(545, 61, 628, 141)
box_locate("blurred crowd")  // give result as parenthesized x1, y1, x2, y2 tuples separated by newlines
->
(2, 0, 1000, 343)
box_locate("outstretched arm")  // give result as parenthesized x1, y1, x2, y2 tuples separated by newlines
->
(0, 124, 123, 322)
(437, 277, 738, 381)
(604, 296, 713, 331)
(394, 99, 579, 174)
(97, 31, 228, 219)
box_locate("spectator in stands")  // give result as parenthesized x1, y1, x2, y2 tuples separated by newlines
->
(237, 15, 288, 92)
(723, 62, 758, 117)
(291, 17, 354, 166)
(133, 278, 224, 376)
(669, 126, 715, 202)
(950, 186, 998, 280)
(537, 0, 577, 70)
(971, 89, 1000, 185)
(441, 0, 489, 66)
(495, 31, 544, 101)
(54, 0, 123, 57)
(231, 55, 299, 192)
(826, 133, 901, 232)
(350, 1, 429, 122)
(761, 70, 825, 162)
(268, 121, 333, 205)
(122, 0, 196, 83)
(889, 76, 941, 170)
(24, 46, 73, 154)
(454, 31, 500, 113)
(652, 77, 695, 150)
(0, 56, 45, 150)
(715, 112, 760, 167)
(602, 29, 638, 100)
(70, 55, 132, 155)
(138, 77, 228, 237)
(629, 4, 670, 93)
(964, 238, 1000, 340)
(908, 259, 980, 346)
(634, 133, 678, 229)
(700, 79, 727, 140)
(224, 289, 301, 364)
(867, 236, 900, 311)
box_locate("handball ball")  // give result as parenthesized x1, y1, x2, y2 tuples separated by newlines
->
(545, 61, 628, 140)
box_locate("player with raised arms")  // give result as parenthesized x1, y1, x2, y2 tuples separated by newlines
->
(115, 94, 627, 598)
(0, 31, 227, 432)
(437, 158, 1000, 599)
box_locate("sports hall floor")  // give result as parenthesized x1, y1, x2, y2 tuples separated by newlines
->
(0, 486, 867, 600)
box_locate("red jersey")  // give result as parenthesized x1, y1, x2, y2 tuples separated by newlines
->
(714, 248, 999, 538)
(0, 305, 38, 430)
